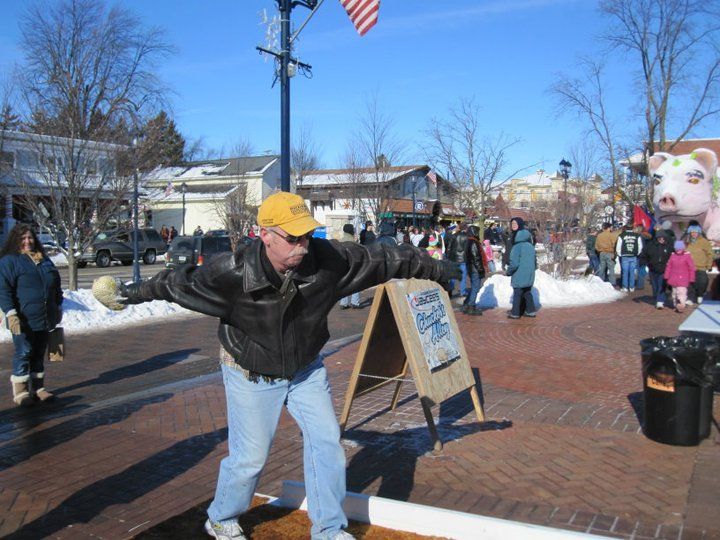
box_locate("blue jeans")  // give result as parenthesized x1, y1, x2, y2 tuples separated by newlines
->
(621, 256, 638, 289)
(598, 252, 615, 284)
(636, 264, 647, 289)
(207, 357, 347, 540)
(649, 271, 666, 305)
(511, 287, 536, 317)
(340, 292, 360, 307)
(463, 269, 483, 308)
(457, 260, 469, 296)
(12, 329, 48, 377)
(587, 251, 600, 274)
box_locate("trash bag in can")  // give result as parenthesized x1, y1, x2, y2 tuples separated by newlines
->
(639, 336, 718, 446)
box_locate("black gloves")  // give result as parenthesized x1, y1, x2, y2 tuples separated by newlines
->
(117, 279, 143, 306)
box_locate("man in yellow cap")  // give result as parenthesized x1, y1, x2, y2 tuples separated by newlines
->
(111, 191, 460, 540)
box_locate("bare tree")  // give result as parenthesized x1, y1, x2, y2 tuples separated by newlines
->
(292, 123, 322, 191)
(552, 60, 628, 213)
(209, 140, 259, 247)
(601, 0, 720, 152)
(9, 0, 171, 290)
(425, 97, 526, 235)
(353, 94, 405, 222)
(214, 183, 257, 249)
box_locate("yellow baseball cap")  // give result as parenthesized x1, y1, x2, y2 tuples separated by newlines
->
(257, 191, 322, 236)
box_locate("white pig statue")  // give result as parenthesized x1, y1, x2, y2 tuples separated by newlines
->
(649, 148, 720, 242)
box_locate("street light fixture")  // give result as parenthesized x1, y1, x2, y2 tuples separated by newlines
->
(180, 182, 188, 235)
(559, 158, 572, 229)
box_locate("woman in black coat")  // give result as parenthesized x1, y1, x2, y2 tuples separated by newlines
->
(641, 231, 673, 309)
(0, 224, 63, 406)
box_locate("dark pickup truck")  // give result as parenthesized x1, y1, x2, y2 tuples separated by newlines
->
(77, 228, 167, 268)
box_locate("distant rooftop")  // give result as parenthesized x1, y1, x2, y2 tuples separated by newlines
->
(143, 155, 279, 182)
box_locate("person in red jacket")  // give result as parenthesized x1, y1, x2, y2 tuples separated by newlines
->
(664, 240, 696, 313)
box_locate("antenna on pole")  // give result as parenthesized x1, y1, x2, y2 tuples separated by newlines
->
(257, 0, 320, 192)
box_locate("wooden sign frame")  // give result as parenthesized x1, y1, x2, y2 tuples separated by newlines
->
(339, 279, 484, 450)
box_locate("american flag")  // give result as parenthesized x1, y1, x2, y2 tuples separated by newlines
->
(339, 0, 380, 36)
(427, 170, 438, 186)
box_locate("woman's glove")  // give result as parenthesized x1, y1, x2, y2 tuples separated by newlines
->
(7, 314, 21, 335)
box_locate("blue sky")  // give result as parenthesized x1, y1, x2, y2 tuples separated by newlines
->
(0, 0, 715, 178)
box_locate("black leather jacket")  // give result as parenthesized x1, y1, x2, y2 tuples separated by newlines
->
(126, 237, 446, 378)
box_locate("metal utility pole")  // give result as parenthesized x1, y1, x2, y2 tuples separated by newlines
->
(131, 136, 141, 284)
(257, 0, 319, 192)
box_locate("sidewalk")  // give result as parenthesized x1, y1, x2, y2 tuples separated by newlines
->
(0, 289, 718, 539)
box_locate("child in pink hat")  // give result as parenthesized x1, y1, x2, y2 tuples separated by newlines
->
(663, 240, 696, 312)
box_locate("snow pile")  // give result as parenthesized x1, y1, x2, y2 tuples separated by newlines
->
(475, 270, 624, 309)
(0, 288, 197, 343)
(0, 270, 625, 343)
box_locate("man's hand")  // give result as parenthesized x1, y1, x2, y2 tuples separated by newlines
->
(440, 260, 462, 282)
(7, 313, 21, 335)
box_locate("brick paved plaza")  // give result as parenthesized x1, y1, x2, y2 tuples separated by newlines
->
(0, 290, 718, 539)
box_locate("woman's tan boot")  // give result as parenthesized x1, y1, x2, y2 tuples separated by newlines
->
(10, 375, 34, 407)
(30, 372, 55, 402)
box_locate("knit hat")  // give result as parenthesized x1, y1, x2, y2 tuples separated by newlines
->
(662, 220, 673, 231)
(674, 240, 686, 250)
(687, 225, 702, 234)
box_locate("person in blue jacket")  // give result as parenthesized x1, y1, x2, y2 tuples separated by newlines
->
(506, 229, 537, 319)
(0, 224, 63, 406)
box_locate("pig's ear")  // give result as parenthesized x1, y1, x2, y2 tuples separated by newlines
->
(689, 148, 718, 175)
(648, 152, 672, 173)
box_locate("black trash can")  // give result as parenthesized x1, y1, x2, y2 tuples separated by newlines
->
(640, 336, 718, 446)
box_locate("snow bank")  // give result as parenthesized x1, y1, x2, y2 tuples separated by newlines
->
(475, 270, 624, 309)
(0, 288, 197, 343)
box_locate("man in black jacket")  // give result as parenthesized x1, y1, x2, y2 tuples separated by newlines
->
(112, 192, 459, 540)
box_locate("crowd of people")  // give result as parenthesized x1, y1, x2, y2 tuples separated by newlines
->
(343, 217, 538, 319)
(586, 220, 718, 313)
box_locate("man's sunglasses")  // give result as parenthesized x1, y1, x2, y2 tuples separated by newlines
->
(269, 228, 314, 244)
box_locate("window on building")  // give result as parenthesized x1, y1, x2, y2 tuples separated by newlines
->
(0, 150, 14, 170)
(85, 159, 97, 175)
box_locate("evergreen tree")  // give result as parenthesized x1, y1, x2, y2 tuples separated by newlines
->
(137, 111, 185, 171)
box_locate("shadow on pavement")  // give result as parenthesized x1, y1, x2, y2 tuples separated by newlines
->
(54, 348, 202, 395)
(344, 381, 511, 501)
(0, 393, 173, 471)
(0, 395, 86, 439)
(5, 427, 228, 540)
(627, 391, 645, 426)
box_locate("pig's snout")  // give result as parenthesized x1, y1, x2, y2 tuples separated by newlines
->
(658, 194, 677, 211)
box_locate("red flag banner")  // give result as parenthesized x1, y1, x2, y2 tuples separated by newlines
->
(427, 170, 437, 186)
(633, 205, 652, 230)
(339, 0, 380, 36)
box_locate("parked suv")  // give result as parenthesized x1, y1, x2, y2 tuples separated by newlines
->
(78, 228, 167, 268)
(165, 235, 232, 268)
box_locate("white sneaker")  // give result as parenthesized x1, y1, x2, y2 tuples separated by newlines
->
(620, 288, 628, 292)
(629, 288, 635, 292)
(205, 519, 247, 540)
(656, 302, 664, 309)
(686, 299, 694, 306)
(697, 297, 703, 305)
(331, 532, 356, 540)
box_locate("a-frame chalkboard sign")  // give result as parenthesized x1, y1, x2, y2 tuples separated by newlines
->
(339, 279, 484, 451)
